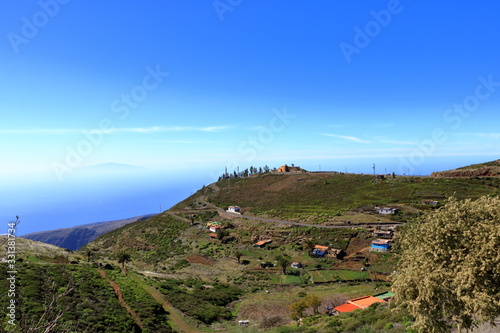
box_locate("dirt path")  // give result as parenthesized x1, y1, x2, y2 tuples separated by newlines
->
(196, 197, 402, 230)
(97, 269, 143, 330)
(344, 247, 371, 259)
(128, 273, 201, 333)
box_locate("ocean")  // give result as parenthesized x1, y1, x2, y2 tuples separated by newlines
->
(1, 169, 210, 236)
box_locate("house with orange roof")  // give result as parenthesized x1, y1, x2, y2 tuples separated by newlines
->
(349, 296, 386, 309)
(312, 245, 329, 256)
(277, 164, 305, 173)
(253, 239, 272, 248)
(333, 296, 387, 314)
(333, 303, 361, 313)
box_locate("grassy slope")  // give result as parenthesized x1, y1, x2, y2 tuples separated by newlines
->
(1, 235, 79, 263)
(85, 214, 190, 266)
(0, 263, 139, 332)
(178, 173, 498, 220)
(432, 159, 500, 177)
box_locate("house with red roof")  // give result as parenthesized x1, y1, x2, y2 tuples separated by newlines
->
(333, 296, 387, 314)
(254, 239, 272, 248)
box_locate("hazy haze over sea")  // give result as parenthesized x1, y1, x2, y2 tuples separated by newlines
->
(2, 166, 208, 236)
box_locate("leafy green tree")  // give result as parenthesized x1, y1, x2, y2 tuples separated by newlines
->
(217, 229, 229, 241)
(290, 299, 308, 324)
(117, 252, 131, 269)
(275, 254, 291, 275)
(234, 250, 242, 264)
(305, 295, 322, 315)
(393, 196, 500, 333)
(86, 249, 93, 262)
(303, 239, 316, 256)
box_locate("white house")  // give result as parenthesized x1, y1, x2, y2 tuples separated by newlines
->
(227, 206, 241, 214)
(377, 207, 399, 215)
(209, 225, 224, 233)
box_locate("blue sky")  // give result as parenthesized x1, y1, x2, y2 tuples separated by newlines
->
(1, 0, 499, 182)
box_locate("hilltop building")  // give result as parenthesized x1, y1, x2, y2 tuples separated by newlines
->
(277, 164, 306, 173)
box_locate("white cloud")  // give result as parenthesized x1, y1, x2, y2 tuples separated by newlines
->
(164, 126, 231, 132)
(379, 139, 414, 145)
(0, 125, 232, 135)
(322, 133, 370, 143)
(156, 140, 215, 144)
(459, 133, 500, 139)
(0, 129, 81, 134)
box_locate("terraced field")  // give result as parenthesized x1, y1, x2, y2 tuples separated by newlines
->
(310, 269, 369, 283)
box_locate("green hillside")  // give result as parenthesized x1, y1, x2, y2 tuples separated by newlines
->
(76, 170, 499, 331)
(177, 172, 499, 221)
(431, 159, 500, 177)
(6, 167, 499, 332)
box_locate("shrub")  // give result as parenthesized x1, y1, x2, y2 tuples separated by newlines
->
(260, 315, 286, 328)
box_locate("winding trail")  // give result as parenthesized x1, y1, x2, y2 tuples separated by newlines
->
(197, 196, 403, 229)
(97, 269, 144, 330)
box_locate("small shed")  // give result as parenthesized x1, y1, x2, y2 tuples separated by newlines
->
(372, 230, 393, 238)
(327, 248, 345, 259)
(313, 245, 329, 256)
(371, 239, 392, 253)
(254, 239, 272, 248)
(209, 225, 224, 233)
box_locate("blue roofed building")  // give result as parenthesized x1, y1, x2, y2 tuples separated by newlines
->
(371, 239, 392, 253)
